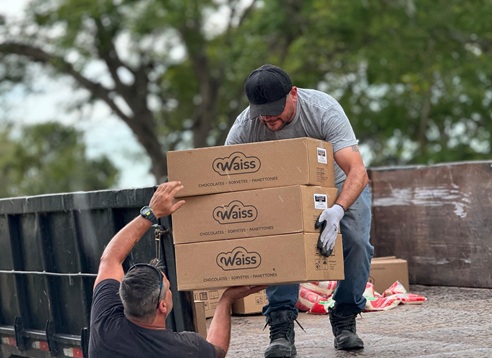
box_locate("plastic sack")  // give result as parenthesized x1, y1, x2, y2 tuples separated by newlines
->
(296, 280, 427, 314)
(296, 285, 327, 312)
(383, 281, 427, 304)
(309, 298, 335, 315)
(301, 281, 337, 298)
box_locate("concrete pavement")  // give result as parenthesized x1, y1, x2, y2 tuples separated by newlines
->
(225, 285, 492, 357)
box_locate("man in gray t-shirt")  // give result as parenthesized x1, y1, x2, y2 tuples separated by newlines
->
(226, 64, 374, 357)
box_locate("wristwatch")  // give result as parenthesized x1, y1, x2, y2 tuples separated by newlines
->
(140, 206, 158, 225)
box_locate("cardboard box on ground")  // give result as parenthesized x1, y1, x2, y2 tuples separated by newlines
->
(168, 138, 344, 291)
(232, 289, 268, 315)
(369, 257, 409, 293)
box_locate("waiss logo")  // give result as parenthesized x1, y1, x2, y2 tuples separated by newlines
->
(217, 247, 261, 271)
(212, 151, 261, 176)
(213, 200, 258, 224)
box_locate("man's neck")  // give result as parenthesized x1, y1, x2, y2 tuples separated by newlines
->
(127, 315, 167, 330)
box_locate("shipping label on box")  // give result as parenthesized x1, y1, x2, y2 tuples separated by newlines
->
(232, 289, 268, 315)
(369, 258, 409, 293)
(176, 233, 344, 291)
(167, 138, 335, 197)
(172, 185, 339, 244)
(193, 289, 226, 318)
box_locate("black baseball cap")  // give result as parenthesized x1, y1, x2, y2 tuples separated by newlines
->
(244, 64, 293, 119)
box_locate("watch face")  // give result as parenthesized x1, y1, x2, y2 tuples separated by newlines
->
(141, 206, 156, 223)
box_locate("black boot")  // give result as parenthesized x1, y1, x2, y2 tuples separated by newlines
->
(329, 306, 364, 350)
(264, 311, 297, 358)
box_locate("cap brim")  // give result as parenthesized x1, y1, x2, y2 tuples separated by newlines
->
(249, 96, 286, 119)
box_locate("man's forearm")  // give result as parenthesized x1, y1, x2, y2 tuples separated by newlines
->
(206, 296, 234, 358)
(100, 216, 152, 264)
(94, 182, 185, 288)
(335, 166, 368, 211)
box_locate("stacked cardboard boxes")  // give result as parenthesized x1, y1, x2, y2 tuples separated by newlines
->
(193, 289, 227, 318)
(167, 137, 345, 291)
(192, 301, 208, 338)
(193, 288, 268, 317)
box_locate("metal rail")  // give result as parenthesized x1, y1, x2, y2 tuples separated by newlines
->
(0, 270, 97, 277)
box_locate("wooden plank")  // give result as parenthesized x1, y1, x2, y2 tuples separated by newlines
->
(368, 161, 492, 288)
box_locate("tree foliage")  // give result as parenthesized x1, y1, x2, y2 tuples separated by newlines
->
(0, 122, 118, 198)
(1, 0, 490, 183)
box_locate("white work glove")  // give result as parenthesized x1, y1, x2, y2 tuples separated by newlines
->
(315, 204, 345, 257)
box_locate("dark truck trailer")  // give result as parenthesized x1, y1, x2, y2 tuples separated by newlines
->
(0, 187, 195, 358)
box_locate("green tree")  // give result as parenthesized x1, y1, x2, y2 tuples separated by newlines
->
(1, 0, 490, 182)
(0, 122, 118, 198)
(0, 0, 263, 181)
(316, 0, 492, 165)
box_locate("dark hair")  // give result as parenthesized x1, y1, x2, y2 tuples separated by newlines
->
(119, 260, 166, 320)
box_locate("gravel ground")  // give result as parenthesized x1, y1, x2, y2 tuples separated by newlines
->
(221, 285, 492, 358)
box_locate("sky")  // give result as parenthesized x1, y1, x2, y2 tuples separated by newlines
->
(1, 1, 155, 189)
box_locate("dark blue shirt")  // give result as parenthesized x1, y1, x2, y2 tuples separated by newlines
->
(88, 279, 216, 358)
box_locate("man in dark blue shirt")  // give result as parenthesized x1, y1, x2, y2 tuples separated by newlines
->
(88, 181, 265, 358)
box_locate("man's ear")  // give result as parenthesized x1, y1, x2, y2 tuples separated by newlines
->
(158, 300, 168, 316)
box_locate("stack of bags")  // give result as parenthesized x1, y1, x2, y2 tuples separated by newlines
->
(297, 280, 427, 314)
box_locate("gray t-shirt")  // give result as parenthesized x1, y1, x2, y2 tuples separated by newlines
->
(225, 88, 358, 184)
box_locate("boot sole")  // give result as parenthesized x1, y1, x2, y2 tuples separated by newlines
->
(264, 345, 297, 357)
(335, 343, 364, 350)
(334, 335, 364, 350)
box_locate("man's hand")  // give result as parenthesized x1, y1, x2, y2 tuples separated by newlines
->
(221, 285, 268, 304)
(315, 204, 344, 257)
(149, 181, 186, 218)
(207, 285, 267, 358)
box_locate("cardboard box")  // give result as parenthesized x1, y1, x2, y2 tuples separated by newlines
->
(232, 289, 268, 315)
(192, 301, 208, 338)
(193, 289, 226, 318)
(369, 257, 409, 293)
(167, 138, 335, 197)
(176, 233, 344, 291)
(172, 185, 339, 244)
